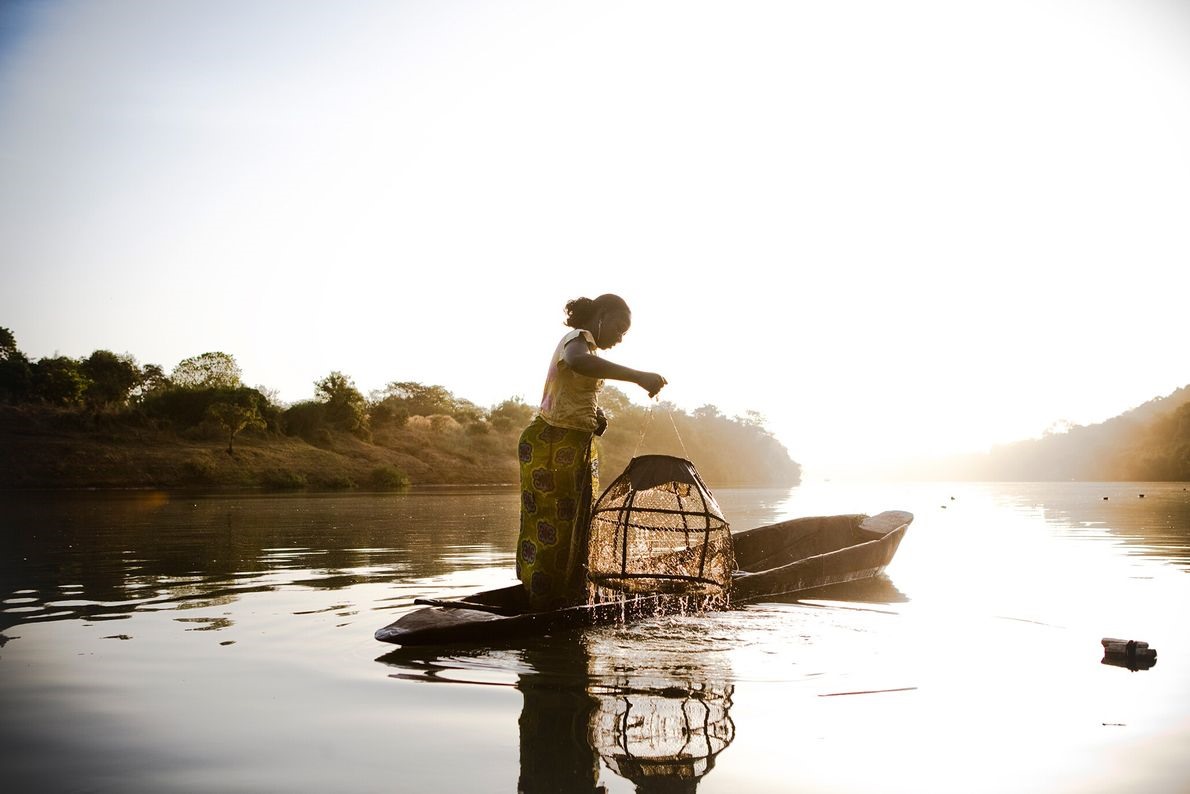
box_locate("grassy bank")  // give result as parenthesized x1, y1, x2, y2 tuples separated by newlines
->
(0, 398, 804, 491)
(0, 334, 803, 491)
(0, 405, 517, 490)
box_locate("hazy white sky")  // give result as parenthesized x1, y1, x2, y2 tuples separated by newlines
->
(1, 0, 1187, 475)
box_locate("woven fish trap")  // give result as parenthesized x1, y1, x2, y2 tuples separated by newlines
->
(587, 455, 734, 596)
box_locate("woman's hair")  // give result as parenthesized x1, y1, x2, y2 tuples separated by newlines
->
(564, 294, 631, 329)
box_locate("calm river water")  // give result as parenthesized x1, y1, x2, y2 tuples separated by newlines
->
(2, 481, 1188, 793)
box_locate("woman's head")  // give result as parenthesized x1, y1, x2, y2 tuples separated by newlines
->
(564, 294, 632, 349)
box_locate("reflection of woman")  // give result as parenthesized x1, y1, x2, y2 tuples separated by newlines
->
(517, 294, 666, 610)
(517, 636, 601, 794)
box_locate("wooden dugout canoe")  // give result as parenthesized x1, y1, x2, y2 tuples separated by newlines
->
(374, 510, 912, 646)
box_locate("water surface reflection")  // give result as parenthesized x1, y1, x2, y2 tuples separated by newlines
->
(377, 575, 914, 792)
(0, 489, 519, 632)
(1, 484, 1188, 793)
(380, 621, 738, 793)
(992, 482, 1190, 571)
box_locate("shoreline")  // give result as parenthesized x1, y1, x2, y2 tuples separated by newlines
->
(0, 403, 802, 492)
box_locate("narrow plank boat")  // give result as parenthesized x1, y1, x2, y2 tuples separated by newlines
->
(374, 510, 912, 646)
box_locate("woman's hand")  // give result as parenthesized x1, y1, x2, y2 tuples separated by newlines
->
(636, 372, 667, 398)
(594, 407, 608, 436)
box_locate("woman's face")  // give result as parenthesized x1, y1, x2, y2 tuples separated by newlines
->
(595, 309, 631, 349)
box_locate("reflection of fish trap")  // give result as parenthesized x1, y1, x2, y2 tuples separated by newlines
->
(589, 680, 735, 788)
(587, 455, 734, 596)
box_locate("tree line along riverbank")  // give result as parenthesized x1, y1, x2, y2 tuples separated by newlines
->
(0, 331, 801, 491)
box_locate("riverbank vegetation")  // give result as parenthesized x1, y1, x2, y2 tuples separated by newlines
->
(922, 385, 1190, 481)
(0, 328, 801, 490)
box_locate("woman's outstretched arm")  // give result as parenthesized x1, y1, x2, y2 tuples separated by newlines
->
(562, 338, 667, 397)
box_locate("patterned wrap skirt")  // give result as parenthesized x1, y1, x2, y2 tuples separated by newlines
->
(517, 416, 599, 610)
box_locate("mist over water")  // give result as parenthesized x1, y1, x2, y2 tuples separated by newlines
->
(2, 482, 1188, 792)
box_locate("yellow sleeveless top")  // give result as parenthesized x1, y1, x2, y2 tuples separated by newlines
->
(538, 329, 602, 432)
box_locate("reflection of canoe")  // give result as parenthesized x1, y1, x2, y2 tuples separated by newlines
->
(374, 510, 912, 646)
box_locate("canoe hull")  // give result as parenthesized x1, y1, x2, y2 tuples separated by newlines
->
(375, 510, 912, 646)
(374, 588, 678, 646)
(731, 513, 908, 601)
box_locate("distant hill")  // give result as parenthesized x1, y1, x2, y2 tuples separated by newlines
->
(926, 385, 1190, 481)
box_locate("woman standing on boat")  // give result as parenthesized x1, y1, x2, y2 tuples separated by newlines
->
(518, 294, 667, 610)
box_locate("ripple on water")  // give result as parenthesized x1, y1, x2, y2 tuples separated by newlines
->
(173, 617, 233, 631)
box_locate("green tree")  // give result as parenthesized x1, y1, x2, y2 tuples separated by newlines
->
(0, 354, 31, 403)
(207, 400, 266, 454)
(80, 350, 140, 407)
(452, 398, 483, 423)
(489, 397, 535, 432)
(282, 400, 328, 441)
(0, 326, 32, 403)
(368, 399, 409, 429)
(142, 382, 275, 432)
(132, 363, 169, 402)
(30, 356, 89, 405)
(171, 352, 242, 390)
(0, 327, 16, 360)
(376, 381, 482, 422)
(595, 387, 801, 486)
(315, 371, 368, 435)
(597, 385, 635, 418)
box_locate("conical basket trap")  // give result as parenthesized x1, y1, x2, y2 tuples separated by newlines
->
(587, 455, 734, 595)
